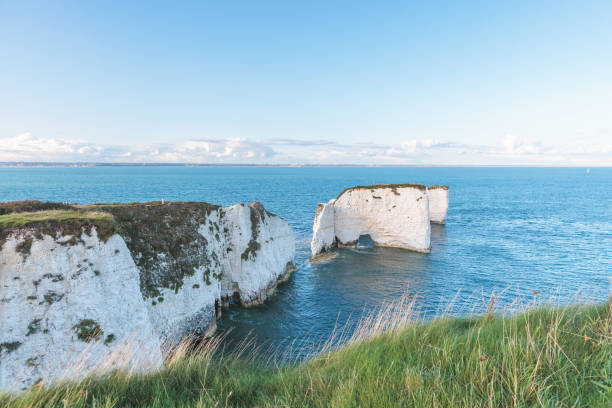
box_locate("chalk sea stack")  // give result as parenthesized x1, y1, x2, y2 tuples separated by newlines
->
(427, 185, 449, 224)
(0, 200, 296, 391)
(311, 184, 449, 257)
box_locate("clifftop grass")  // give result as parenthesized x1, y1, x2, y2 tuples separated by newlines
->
(0, 210, 114, 230)
(0, 201, 73, 216)
(0, 210, 116, 250)
(336, 183, 427, 199)
(2, 301, 610, 407)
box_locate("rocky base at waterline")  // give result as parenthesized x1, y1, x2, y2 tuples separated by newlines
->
(0, 200, 296, 392)
(310, 184, 449, 257)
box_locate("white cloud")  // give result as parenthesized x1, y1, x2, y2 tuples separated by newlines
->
(0, 133, 610, 165)
(141, 139, 275, 163)
(0, 133, 105, 162)
(502, 134, 544, 155)
(0, 134, 276, 163)
(489, 133, 612, 164)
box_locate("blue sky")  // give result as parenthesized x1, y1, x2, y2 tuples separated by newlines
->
(1, 1, 611, 165)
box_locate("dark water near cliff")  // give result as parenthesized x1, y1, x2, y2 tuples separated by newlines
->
(1, 166, 611, 356)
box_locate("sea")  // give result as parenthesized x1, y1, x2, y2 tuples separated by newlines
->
(1, 166, 610, 357)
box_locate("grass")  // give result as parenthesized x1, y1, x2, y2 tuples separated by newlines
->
(2, 297, 610, 407)
(0, 210, 117, 249)
(0, 210, 114, 230)
(0, 201, 72, 216)
(0, 202, 115, 243)
(336, 183, 427, 199)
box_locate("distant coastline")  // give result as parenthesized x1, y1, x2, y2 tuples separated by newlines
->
(0, 162, 608, 168)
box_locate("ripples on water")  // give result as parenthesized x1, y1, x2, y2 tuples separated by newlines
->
(1, 166, 610, 356)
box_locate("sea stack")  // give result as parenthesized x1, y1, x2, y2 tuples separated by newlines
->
(311, 184, 432, 257)
(427, 185, 449, 224)
(311, 184, 449, 258)
(0, 200, 296, 391)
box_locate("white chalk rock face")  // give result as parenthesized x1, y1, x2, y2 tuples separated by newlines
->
(0, 230, 163, 392)
(101, 201, 296, 344)
(144, 210, 225, 343)
(221, 202, 296, 306)
(310, 200, 336, 256)
(311, 184, 431, 256)
(0, 200, 296, 392)
(107, 203, 228, 345)
(427, 186, 449, 224)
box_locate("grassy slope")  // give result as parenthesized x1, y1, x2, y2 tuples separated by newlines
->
(0, 210, 117, 248)
(0, 201, 72, 216)
(2, 303, 610, 408)
(0, 210, 114, 229)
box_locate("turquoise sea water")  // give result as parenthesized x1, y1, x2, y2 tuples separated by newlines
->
(1, 166, 611, 355)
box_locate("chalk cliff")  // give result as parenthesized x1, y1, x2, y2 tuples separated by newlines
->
(0, 201, 295, 391)
(0, 230, 163, 393)
(310, 200, 336, 256)
(427, 185, 449, 224)
(311, 184, 431, 257)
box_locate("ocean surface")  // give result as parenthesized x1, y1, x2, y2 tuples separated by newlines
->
(1, 166, 611, 356)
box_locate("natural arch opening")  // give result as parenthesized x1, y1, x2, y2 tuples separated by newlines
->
(357, 234, 374, 248)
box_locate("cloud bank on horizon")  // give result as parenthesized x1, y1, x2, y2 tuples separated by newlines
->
(1, 132, 610, 166)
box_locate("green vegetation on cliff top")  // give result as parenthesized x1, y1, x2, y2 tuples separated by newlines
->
(336, 183, 428, 199)
(2, 301, 610, 407)
(0, 201, 73, 215)
(0, 210, 115, 230)
(0, 202, 118, 242)
(0, 210, 117, 247)
(334, 183, 451, 200)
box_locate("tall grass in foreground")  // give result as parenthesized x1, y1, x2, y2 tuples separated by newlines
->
(1, 295, 611, 408)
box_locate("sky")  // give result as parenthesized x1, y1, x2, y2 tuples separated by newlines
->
(1, 1, 611, 165)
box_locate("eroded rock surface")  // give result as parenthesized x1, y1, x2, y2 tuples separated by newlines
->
(0, 230, 162, 392)
(0, 201, 295, 391)
(311, 184, 432, 256)
(310, 200, 336, 256)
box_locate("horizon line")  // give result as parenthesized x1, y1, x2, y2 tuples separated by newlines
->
(0, 162, 609, 168)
